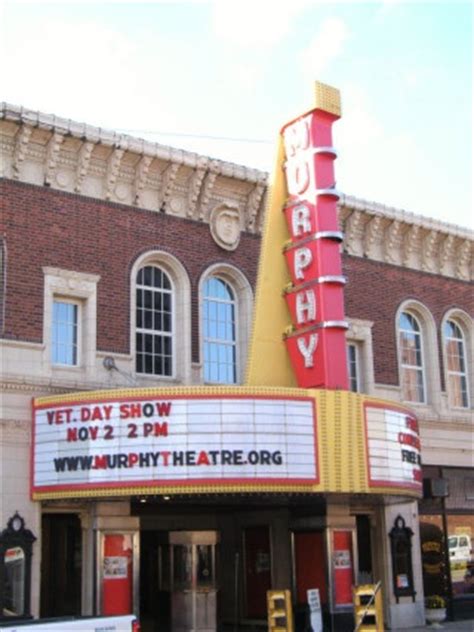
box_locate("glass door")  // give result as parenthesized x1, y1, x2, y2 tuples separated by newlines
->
(170, 532, 218, 632)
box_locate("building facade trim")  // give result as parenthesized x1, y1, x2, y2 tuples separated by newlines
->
(1, 104, 472, 282)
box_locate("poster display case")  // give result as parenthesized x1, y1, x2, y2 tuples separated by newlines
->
(96, 531, 139, 618)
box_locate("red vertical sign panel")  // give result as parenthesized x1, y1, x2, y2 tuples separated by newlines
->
(102, 534, 133, 615)
(332, 530, 353, 607)
(281, 99, 349, 390)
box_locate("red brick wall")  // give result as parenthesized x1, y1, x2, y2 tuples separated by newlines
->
(0, 179, 260, 363)
(343, 255, 473, 387)
(1, 179, 472, 386)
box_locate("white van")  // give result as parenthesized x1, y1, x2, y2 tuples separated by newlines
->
(0, 615, 139, 632)
(448, 533, 472, 562)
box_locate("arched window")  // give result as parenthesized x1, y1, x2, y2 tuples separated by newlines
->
(399, 311, 425, 403)
(131, 251, 191, 384)
(136, 265, 173, 376)
(444, 319, 469, 408)
(202, 277, 237, 383)
(199, 264, 253, 385)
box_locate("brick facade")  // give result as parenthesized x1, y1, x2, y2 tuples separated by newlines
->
(343, 255, 473, 387)
(0, 179, 260, 363)
(2, 178, 471, 388)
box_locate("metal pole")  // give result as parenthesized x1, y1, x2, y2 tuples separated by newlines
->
(440, 467, 454, 621)
(234, 551, 239, 632)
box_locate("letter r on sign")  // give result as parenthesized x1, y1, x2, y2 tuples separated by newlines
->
(292, 204, 312, 237)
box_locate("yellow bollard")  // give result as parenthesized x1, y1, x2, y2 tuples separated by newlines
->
(267, 589, 294, 632)
(353, 582, 384, 632)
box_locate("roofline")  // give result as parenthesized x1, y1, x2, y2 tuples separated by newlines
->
(340, 194, 473, 240)
(0, 101, 268, 185)
(1, 101, 472, 239)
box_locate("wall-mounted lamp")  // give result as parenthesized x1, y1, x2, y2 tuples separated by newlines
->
(102, 356, 137, 386)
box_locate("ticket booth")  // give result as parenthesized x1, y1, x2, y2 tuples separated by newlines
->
(170, 531, 219, 632)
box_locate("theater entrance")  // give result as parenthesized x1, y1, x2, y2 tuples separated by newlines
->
(140, 530, 219, 632)
(170, 531, 219, 632)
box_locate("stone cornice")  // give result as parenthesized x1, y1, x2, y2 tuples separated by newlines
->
(340, 194, 472, 239)
(0, 102, 267, 236)
(339, 195, 473, 282)
(1, 103, 472, 280)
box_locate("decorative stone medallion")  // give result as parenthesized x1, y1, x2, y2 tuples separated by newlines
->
(169, 197, 185, 215)
(114, 183, 129, 201)
(55, 170, 72, 188)
(210, 203, 241, 251)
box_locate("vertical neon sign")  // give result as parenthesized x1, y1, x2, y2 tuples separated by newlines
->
(281, 83, 349, 389)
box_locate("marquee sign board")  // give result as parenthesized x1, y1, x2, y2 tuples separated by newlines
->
(32, 395, 318, 495)
(365, 404, 422, 490)
(31, 389, 422, 499)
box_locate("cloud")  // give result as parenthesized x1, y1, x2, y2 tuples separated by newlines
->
(211, 0, 311, 47)
(373, 0, 406, 27)
(231, 62, 262, 91)
(338, 84, 383, 145)
(404, 70, 419, 88)
(335, 83, 433, 217)
(1, 10, 205, 133)
(2, 15, 140, 120)
(301, 17, 348, 79)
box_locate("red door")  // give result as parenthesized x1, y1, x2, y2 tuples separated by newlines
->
(294, 531, 327, 606)
(244, 526, 272, 618)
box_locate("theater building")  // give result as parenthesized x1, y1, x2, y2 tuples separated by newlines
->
(0, 87, 472, 631)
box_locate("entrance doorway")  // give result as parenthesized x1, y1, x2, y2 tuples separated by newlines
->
(170, 531, 218, 632)
(40, 513, 82, 617)
(140, 530, 218, 632)
(356, 515, 373, 583)
(293, 531, 328, 629)
(243, 526, 272, 619)
(293, 531, 327, 606)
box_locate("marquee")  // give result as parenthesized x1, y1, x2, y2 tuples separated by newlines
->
(31, 387, 421, 500)
(33, 394, 318, 493)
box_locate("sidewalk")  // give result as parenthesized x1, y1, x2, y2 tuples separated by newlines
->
(391, 620, 474, 631)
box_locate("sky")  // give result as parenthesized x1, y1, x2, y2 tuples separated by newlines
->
(1, 1, 472, 229)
